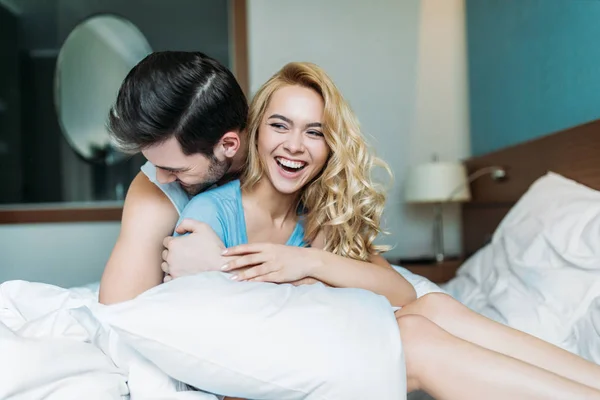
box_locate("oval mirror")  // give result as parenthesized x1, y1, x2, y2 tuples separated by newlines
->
(54, 15, 152, 165)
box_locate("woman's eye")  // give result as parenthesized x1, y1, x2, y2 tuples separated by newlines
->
(270, 123, 287, 130)
(307, 130, 324, 137)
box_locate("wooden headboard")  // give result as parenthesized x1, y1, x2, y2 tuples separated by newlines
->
(462, 118, 600, 256)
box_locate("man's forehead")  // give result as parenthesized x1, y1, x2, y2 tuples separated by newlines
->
(142, 149, 187, 171)
(144, 152, 194, 172)
(142, 139, 185, 166)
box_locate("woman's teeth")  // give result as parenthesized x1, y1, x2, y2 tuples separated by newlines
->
(276, 157, 306, 171)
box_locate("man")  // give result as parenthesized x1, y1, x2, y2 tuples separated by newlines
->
(99, 51, 249, 305)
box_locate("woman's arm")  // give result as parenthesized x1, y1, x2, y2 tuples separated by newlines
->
(306, 231, 417, 307)
(223, 237, 417, 308)
(307, 249, 416, 307)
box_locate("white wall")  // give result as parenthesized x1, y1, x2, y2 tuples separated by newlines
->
(248, 0, 469, 259)
(404, 0, 471, 259)
(0, 221, 120, 287)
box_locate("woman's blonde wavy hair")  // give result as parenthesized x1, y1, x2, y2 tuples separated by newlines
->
(241, 62, 392, 261)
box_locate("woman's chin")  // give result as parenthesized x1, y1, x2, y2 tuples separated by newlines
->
(266, 173, 306, 196)
(272, 180, 303, 195)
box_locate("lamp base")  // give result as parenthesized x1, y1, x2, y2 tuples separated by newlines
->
(433, 202, 446, 263)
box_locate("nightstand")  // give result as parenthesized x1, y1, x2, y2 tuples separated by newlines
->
(389, 258, 464, 284)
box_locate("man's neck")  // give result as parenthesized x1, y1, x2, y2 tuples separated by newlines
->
(217, 170, 242, 186)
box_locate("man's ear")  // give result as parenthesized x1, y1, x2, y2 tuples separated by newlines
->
(214, 131, 240, 160)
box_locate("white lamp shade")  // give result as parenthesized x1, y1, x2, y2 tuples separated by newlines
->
(404, 162, 471, 203)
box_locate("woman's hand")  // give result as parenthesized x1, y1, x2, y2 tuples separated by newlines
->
(221, 243, 319, 283)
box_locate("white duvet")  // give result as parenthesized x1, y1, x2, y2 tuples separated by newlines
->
(0, 280, 216, 400)
(0, 265, 435, 400)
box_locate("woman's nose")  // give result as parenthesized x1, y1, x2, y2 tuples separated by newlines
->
(283, 131, 305, 154)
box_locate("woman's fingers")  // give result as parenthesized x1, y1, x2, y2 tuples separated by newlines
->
(223, 253, 267, 271)
(223, 243, 269, 256)
(247, 272, 282, 283)
(233, 263, 276, 281)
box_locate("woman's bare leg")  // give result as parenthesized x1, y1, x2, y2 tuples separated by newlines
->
(397, 314, 600, 400)
(396, 293, 600, 391)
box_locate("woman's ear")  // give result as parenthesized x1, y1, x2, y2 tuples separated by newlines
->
(214, 131, 241, 160)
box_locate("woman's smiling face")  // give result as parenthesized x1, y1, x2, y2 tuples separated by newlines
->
(256, 85, 330, 195)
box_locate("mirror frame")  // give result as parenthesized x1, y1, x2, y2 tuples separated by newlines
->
(0, 0, 248, 224)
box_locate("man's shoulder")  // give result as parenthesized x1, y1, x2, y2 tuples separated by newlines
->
(124, 172, 177, 215)
(127, 171, 171, 201)
(118, 172, 179, 236)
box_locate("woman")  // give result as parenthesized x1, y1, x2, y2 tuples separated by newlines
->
(175, 61, 600, 399)
(176, 66, 417, 308)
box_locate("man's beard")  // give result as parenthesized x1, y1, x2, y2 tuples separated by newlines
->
(181, 155, 231, 196)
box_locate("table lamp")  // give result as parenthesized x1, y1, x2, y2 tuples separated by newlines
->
(404, 160, 471, 262)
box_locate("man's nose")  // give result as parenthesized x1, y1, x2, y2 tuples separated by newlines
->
(156, 169, 176, 184)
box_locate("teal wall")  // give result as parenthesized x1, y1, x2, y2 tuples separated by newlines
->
(467, 0, 600, 155)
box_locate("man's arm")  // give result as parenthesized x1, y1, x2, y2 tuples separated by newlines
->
(162, 219, 231, 280)
(99, 172, 179, 305)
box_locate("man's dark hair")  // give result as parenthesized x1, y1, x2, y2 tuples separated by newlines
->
(108, 51, 248, 156)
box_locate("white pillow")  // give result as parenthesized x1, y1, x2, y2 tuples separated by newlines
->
(494, 172, 600, 264)
(445, 172, 600, 358)
(98, 272, 406, 400)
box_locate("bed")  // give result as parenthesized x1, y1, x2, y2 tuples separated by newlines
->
(408, 119, 600, 400)
(448, 118, 600, 358)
